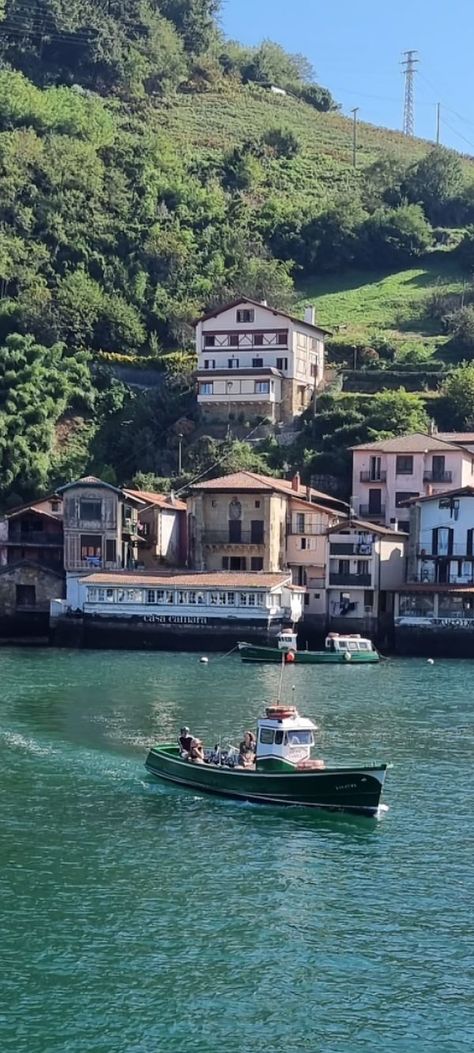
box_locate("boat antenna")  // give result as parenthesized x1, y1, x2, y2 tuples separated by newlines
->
(277, 650, 285, 704)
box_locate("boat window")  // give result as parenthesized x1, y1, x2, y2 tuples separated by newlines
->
(259, 728, 275, 744)
(358, 641, 369, 650)
(274, 730, 284, 744)
(338, 640, 347, 648)
(285, 730, 314, 746)
(346, 641, 359, 650)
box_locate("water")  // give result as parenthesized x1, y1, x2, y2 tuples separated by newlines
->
(1, 649, 473, 1053)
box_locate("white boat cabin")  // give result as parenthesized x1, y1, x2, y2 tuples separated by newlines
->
(256, 705, 321, 770)
(325, 632, 376, 654)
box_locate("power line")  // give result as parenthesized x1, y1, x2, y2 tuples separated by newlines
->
(401, 49, 419, 136)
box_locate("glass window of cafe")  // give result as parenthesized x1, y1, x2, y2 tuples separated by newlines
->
(399, 593, 435, 616)
(438, 593, 474, 618)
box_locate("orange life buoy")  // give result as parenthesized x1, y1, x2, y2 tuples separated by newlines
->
(285, 651, 296, 664)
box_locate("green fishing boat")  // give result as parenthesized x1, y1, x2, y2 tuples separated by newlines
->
(145, 703, 388, 818)
(238, 630, 380, 664)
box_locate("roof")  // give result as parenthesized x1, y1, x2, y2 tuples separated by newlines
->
(58, 476, 124, 495)
(392, 583, 474, 593)
(438, 432, 474, 443)
(327, 517, 408, 537)
(402, 486, 474, 505)
(190, 470, 348, 511)
(123, 489, 186, 512)
(7, 505, 61, 522)
(81, 571, 292, 590)
(350, 432, 474, 454)
(3, 492, 61, 517)
(194, 298, 331, 336)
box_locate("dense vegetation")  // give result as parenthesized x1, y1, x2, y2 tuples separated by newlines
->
(2, 0, 474, 506)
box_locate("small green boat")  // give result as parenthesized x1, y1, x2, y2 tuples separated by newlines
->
(238, 630, 380, 665)
(145, 704, 388, 818)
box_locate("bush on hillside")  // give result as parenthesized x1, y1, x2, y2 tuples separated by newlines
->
(359, 204, 433, 267)
(262, 126, 300, 158)
(403, 147, 464, 225)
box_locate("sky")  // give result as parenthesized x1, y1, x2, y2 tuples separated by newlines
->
(220, 0, 474, 154)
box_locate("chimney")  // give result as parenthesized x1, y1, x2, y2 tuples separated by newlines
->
(306, 484, 311, 500)
(429, 418, 438, 436)
(304, 305, 316, 325)
(292, 472, 300, 492)
(261, 299, 268, 307)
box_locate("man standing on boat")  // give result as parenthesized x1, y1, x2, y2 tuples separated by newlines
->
(178, 727, 194, 757)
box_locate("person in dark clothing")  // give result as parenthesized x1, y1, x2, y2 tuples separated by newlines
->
(178, 726, 194, 757)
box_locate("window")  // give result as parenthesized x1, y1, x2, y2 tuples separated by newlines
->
(105, 539, 116, 563)
(97, 589, 105, 601)
(222, 557, 229, 569)
(204, 359, 215, 370)
(239, 593, 248, 606)
(310, 363, 317, 378)
(237, 309, 254, 323)
(250, 520, 264, 543)
(364, 589, 374, 607)
(230, 556, 246, 570)
(156, 590, 173, 604)
(16, 584, 35, 607)
(255, 500, 260, 508)
(396, 455, 414, 475)
(255, 381, 270, 394)
(210, 592, 219, 605)
(199, 382, 213, 395)
(177, 591, 188, 604)
(252, 357, 263, 368)
(228, 359, 239, 369)
(275, 730, 284, 745)
(196, 592, 205, 605)
(247, 594, 256, 606)
(228, 520, 242, 543)
(126, 589, 142, 603)
(188, 592, 197, 604)
(301, 537, 307, 550)
(304, 593, 309, 606)
(80, 499, 102, 521)
(80, 534, 102, 562)
(398, 521, 410, 533)
(204, 334, 215, 346)
(251, 557, 263, 571)
(296, 513, 305, 533)
(338, 559, 350, 574)
(146, 589, 156, 603)
(228, 332, 239, 346)
(51, 499, 60, 512)
(253, 333, 264, 345)
(227, 592, 235, 605)
(259, 728, 275, 744)
(276, 357, 288, 371)
(277, 332, 287, 345)
(432, 527, 453, 556)
(359, 560, 370, 576)
(286, 730, 313, 746)
(395, 492, 418, 508)
(105, 588, 114, 602)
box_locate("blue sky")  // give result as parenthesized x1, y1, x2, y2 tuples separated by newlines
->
(220, 0, 474, 154)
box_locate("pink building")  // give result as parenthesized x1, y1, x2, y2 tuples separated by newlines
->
(350, 433, 474, 531)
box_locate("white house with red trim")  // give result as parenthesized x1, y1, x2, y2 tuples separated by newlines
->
(195, 298, 327, 424)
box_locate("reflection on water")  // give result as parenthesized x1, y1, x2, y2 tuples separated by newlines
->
(1, 648, 474, 1053)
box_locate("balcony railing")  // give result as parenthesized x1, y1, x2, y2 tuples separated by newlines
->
(329, 543, 373, 556)
(417, 544, 474, 556)
(359, 505, 385, 519)
(7, 531, 63, 546)
(286, 523, 326, 536)
(202, 531, 265, 545)
(423, 470, 453, 483)
(359, 471, 387, 482)
(329, 573, 372, 586)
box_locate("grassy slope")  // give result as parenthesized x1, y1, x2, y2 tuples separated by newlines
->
(158, 88, 472, 357)
(296, 254, 466, 349)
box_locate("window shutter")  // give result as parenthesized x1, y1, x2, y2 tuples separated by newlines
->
(432, 528, 438, 555)
(448, 528, 454, 556)
(467, 529, 473, 557)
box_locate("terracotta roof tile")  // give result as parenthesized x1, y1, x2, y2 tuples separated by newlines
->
(124, 488, 186, 511)
(350, 432, 474, 454)
(191, 470, 347, 510)
(81, 571, 291, 589)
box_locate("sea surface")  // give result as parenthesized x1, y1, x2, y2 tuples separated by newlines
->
(1, 648, 473, 1053)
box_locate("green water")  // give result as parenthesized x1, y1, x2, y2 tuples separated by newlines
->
(1, 649, 473, 1053)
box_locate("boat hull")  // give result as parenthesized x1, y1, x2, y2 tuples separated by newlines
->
(239, 644, 379, 664)
(145, 746, 387, 817)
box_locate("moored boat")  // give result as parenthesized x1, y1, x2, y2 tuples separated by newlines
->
(238, 630, 380, 664)
(145, 704, 388, 817)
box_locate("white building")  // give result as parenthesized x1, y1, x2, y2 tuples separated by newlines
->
(195, 297, 327, 424)
(325, 519, 406, 635)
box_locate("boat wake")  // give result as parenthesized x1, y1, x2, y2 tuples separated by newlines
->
(0, 728, 56, 756)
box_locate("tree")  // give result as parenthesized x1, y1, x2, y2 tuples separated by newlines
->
(404, 147, 464, 224)
(366, 389, 429, 435)
(442, 364, 474, 428)
(456, 226, 474, 273)
(359, 204, 433, 267)
(262, 126, 300, 159)
(298, 196, 367, 273)
(443, 306, 474, 359)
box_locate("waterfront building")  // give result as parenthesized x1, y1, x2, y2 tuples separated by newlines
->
(350, 433, 474, 530)
(187, 470, 347, 605)
(123, 488, 187, 568)
(50, 570, 304, 648)
(394, 486, 474, 654)
(325, 519, 407, 636)
(0, 494, 64, 636)
(59, 476, 144, 574)
(195, 297, 328, 424)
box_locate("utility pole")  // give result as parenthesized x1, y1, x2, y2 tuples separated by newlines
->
(401, 50, 419, 136)
(350, 107, 359, 167)
(436, 102, 441, 145)
(177, 433, 183, 475)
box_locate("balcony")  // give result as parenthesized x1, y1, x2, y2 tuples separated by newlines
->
(423, 471, 453, 483)
(359, 471, 387, 482)
(330, 542, 373, 556)
(7, 531, 63, 546)
(417, 544, 474, 557)
(329, 573, 372, 587)
(286, 523, 326, 536)
(359, 505, 385, 519)
(202, 531, 265, 546)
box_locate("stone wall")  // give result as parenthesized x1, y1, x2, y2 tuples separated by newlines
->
(0, 563, 64, 617)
